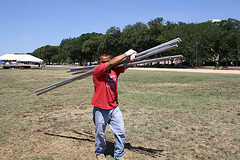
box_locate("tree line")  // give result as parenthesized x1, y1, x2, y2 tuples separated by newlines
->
(31, 17, 240, 67)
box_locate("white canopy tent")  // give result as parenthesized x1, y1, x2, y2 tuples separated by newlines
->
(0, 54, 43, 63)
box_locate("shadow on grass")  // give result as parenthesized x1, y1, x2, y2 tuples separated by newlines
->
(44, 131, 164, 158)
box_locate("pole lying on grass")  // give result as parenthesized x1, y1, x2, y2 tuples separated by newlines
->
(34, 37, 182, 95)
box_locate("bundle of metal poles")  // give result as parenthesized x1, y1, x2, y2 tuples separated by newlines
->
(34, 37, 182, 96)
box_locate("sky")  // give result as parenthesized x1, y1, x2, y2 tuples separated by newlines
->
(0, 0, 239, 56)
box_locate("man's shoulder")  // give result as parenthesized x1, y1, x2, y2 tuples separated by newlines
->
(93, 64, 103, 71)
(93, 64, 106, 76)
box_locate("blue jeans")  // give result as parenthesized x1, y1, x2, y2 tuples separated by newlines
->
(93, 106, 125, 159)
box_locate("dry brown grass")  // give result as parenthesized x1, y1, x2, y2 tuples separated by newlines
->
(0, 66, 240, 159)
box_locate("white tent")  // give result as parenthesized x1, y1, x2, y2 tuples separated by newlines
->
(0, 54, 43, 63)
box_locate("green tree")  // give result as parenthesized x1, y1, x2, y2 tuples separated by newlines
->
(147, 17, 165, 47)
(59, 32, 101, 65)
(99, 26, 123, 57)
(82, 33, 104, 65)
(209, 18, 240, 66)
(122, 22, 149, 53)
(32, 45, 59, 64)
(59, 37, 79, 64)
(176, 23, 199, 67)
(58, 38, 70, 63)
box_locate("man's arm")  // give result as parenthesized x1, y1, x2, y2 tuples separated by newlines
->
(105, 53, 127, 71)
(105, 49, 137, 71)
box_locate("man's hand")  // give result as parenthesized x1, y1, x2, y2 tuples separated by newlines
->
(130, 52, 137, 61)
(104, 49, 137, 71)
(125, 49, 137, 56)
(125, 49, 137, 61)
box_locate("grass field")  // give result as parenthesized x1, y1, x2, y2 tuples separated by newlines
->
(0, 66, 240, 160)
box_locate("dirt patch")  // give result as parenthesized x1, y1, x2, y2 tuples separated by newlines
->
(145, 82, 191, 87)
(129, 68, 240, 74)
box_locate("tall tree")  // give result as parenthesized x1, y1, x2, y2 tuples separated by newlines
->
(122, 22, 149, 52)
(59, 32, 101, 65)
(82, 33, 104, 65)
(32, 45, 59, 64)
(99, 26, 123, 57)
(210, 18, 240, 66)
(176, 23, 199, 67)
(147, 17, 165, 46)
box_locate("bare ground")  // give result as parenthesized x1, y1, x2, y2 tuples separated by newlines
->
(129, 68, 240, 74)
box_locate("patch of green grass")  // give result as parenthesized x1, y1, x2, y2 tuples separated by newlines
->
(119, 70, 240, 110)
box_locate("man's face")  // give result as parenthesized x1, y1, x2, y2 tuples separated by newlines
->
(99, 55, 110, 64)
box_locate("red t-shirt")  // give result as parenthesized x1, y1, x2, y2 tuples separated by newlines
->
(91, 63, 125, 110)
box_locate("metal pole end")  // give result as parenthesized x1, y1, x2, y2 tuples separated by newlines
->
(177, 37, 182, 42)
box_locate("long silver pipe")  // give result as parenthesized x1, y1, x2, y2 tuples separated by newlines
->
(34, 69, 93, 93)
(68, 37, 182, 73)
(135, 44, 178, 60)
(35, 44, 180, 93)
(71, 70, 88, 75)
(35, 54, 182, 95)
(135, 37, 181, 58)
(36, 71, 93, 96)
(67, 65, 96, 72)
(118, 55, 183, 67)
(35, 38, 182, 95)
(70, 44, 178, 75)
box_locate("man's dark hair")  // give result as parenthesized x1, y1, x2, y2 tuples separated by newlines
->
(97, 53, 110, 61)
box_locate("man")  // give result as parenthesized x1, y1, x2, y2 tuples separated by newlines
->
(91, 49, 137, 160)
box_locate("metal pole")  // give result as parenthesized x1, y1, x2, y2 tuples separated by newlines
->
(134, 44, 178, 60)
(196, 41, 198, 69)
(36, 71, 93, 96)
(236, 51, 239, 69)
(68, 44, 179, 74)
(70, 45, 178, 75)
(35, 55, 183, 95)
(121, 37, 182, 62)
(69, 38, 182, 73)
(135, 37, 182, 58)
(118, 55, 183, 67)
(35, 38, 182, 95)
(67, 65, 96, 72)
(34, 70, 93, 93)
(71, 70, 89, 75)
